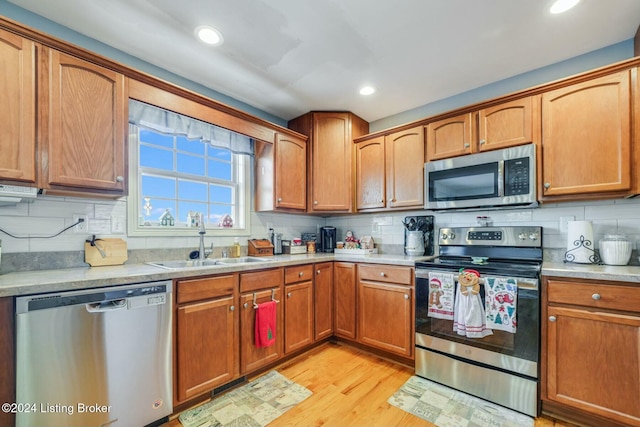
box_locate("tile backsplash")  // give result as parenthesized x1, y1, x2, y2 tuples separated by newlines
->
(2, 194, 640, 270)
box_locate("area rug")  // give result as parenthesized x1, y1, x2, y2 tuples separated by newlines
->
(388, 376, 534, 427)
(178, 370, 312, 427)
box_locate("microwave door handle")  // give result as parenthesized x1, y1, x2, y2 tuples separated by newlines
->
(497, 160, 505, 197)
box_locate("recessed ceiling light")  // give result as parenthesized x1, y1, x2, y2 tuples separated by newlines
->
(359, 86, 376, 96)
(550, 0, 580, 14)
(195, 25, 224, 46)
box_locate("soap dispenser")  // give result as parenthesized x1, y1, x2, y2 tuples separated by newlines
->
(232, 237, 241, 258)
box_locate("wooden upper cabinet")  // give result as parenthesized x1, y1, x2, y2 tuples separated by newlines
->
(255, 133, 307, 212)
(385, 126, 425, 209)
(39, 48, 127, 194)
(541, 71, 631, 198)
(426, 113, 474, 161)
(0, 29, 36, 184)
(478, 96, 537, 152)
(288, 111, 369, 213)
(356, 136, 386, 210)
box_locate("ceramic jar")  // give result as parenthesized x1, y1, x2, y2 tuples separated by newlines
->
(598, 234, 632, 265)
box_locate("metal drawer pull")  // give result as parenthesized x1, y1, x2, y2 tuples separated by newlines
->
(549, 316, 556, 322)
(317, 270, 320, 275)
(287, 292, 292, 298)
(230, 305, 235, 311)
(243, 302, 248, 309)
(299, 272, 304, 277)
(592, 293, 601, 301)
(404, 294, 409, 300)
(380, 272, 386, 277)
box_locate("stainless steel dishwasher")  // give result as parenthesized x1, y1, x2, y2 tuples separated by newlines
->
(15, 281, 173, 427)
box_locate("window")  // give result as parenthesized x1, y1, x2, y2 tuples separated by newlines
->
(127, 100, 252, 237)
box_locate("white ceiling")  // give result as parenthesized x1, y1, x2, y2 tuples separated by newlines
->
(8, 0, 640, 123)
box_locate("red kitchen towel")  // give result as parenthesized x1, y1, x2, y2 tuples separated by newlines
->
(255, 300, 277, 348)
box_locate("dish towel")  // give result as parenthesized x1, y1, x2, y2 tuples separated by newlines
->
(484, 276, 518, 333)
(255, 300, 277, 348)
(427, 272, 455, 320)
(453, 282, 493, 338)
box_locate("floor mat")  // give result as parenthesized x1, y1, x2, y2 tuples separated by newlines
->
(178, 370, 312, 427)
(388, 376, 534, 427)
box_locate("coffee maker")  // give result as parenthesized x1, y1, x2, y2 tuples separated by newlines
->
(403, 215, 434, 256)
(319, 226, 336, 252)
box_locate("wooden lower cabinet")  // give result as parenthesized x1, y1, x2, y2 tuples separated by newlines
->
(334, 262, 357, 339)
(175, 275, 238, 403)
(239, 288, 283, 373)
(284, 265, 314, 353)
(542, 277, 640, 426)
(314, 262, 334, 340)
(357, 264, 414, 358)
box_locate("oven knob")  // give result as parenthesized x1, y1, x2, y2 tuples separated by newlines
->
(449, 233, 455, 240)
(528, 232, 539, 241)
(518, 232, 527, 240)
(441, 233, 448, 240)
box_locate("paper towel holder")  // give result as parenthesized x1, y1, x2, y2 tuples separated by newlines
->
(564, 220, 600, 264)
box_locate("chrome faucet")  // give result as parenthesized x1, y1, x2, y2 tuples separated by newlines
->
(197, 213, 211, 260)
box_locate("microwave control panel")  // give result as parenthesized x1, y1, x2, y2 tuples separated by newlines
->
(504, 157, 530, 196)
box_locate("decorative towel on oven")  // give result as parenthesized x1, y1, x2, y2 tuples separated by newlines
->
(484, 276, 518, 333)
(255, 300, 277, 348)
(427, 272, 455, 320)
(453, 282, 493, 338)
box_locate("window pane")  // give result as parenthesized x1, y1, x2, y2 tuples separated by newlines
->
(210, 204, 233, 226)
(178, 201, 207, 223)
(178, 180, 207, 201)
(142, 175, 176, 199)
(140, 129, 173, 148)
(140, 145, 173, 170)
(208, 159, 232, 180)
(177, 153, 205, 176)
(177, 136, 205, 155)
(210, 185, 232, 204)
(209, 147, 232, 161)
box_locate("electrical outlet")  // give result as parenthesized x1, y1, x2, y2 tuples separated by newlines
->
(111, 215, 125, 234)
(73, 214, 89, 233)
(560, 216, 575, 233)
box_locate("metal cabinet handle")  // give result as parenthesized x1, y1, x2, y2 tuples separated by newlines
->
(287, 292, 292, 298)
(479, 139, 486, 145)
(277, 197, 282, 203)
(316, 270, 321, 275)
(380, 272, 386, 277)
(404, 294, 409, 300)
(391, 198, 396, 203)
(116, 175, 124, 182)
(549, 316, 556, 322)
(313, 201, 318, 205)
(230, 305, 235, 311)
(544, 182, 551, 189)
(464, 143, 470, 148)
(243, 302, 248, 309)
(298, 271, 304, 277)
(592, 293, 601, 301)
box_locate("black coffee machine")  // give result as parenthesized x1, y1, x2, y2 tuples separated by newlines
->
(319, 226, 336, 252)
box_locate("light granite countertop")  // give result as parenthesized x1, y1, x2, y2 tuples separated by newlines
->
(541, 261, 640, 283)
(0, 253, 432, 297)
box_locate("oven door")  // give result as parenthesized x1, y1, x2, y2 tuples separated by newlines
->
(415, 267, 539, 378)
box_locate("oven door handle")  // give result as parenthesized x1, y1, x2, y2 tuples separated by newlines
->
(416, 270, 538, 290)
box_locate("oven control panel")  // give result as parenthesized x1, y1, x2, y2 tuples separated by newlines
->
(439, 226, 542, 248)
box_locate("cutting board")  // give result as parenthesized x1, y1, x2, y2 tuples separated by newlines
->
(85, 238, 128, 266)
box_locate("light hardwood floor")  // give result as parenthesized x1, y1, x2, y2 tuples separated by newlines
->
(165, 342, 578, 427)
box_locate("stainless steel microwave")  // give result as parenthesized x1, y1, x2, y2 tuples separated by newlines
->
(425, 144, 537, 210)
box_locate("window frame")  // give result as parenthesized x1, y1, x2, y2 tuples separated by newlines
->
(127, 124, 252, 237)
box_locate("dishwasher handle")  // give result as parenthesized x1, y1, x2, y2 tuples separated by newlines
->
(86, 298, 127, 313)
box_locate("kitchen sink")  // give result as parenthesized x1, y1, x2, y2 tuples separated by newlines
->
(146, 259, 222, 270)
(215, 256, 273, 264)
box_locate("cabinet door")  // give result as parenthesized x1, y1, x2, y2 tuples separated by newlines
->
(176, 296, 237, 402)
(240, 288, 283, 373)
(426, 113, 474, 160)
(385, 126, 425, 209)
(541, 71, 631, 197)
(274, 133, 307, 210)
(0, 29, 36, 183)
(356, 136, 386, 210)
(358, 280, 413, 357)
(41, 48, 126, 193)
(284, 281, 314, 353)
(314, 262, 334, 340)
(478, 97, 536, 152)
(311, 112, 353, 211)
(546, 306, 640, 426)
(334, 262, 357, 340)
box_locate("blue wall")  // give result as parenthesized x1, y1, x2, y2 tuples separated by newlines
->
(1, 0, 634, 132)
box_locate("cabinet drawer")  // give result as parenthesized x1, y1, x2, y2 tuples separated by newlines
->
(547, 279, 640, 313)
(358, 264, 413, 285)
(240, 268, 283, 293)
(285, 264, 314, 284)
(177, 274, 236, 304)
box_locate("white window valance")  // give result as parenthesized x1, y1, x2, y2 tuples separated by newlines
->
(128, 99, 253, 155)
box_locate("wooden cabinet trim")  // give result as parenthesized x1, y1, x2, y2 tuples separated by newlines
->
(240, 268, 283, 293)
(284, 264, 314, 284)
(176, 274, 237, 304)
(547, 279, 640, 313)
(357, 264, 413, 285)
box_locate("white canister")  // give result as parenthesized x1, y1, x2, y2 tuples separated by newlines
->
(565, 220, 596, 264)
(599, 234, 632, 265)
(405, 230, 425, 256)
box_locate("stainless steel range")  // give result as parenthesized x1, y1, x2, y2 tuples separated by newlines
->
(415, 226, 542, 417)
